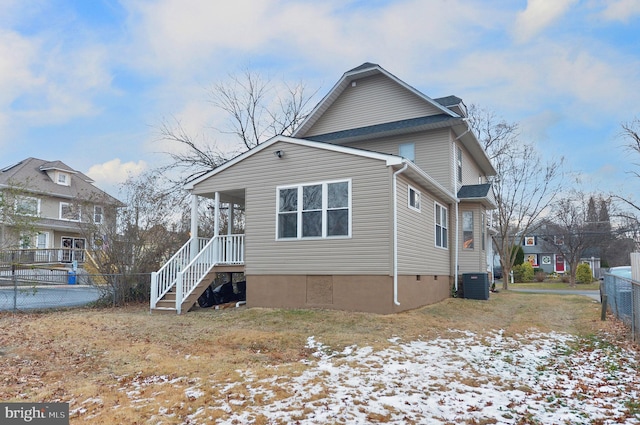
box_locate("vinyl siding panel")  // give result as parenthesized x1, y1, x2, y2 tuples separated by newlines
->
(193, 141, 393, 275)
(344, 128, 454, 192)
(457, 141, 484, 186)
(395, 175, 450, 276)
(304, 74, 443, 137)
(458, 204, 488, 273)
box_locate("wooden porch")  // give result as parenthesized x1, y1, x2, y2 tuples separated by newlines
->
(0, 248, 86, 268)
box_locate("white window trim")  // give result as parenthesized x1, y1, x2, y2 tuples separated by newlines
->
(276, 179, 352, 240)
(15, 196, 40, 216)
(59, 202, 81, 222)
(407, 185, 421, 212)
(435, 201, 448, 249)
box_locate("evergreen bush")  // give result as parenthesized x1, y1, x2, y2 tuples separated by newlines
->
(576, 263, 593, 284)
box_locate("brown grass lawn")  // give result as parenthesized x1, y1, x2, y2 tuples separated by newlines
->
(0, 290, 637, 424)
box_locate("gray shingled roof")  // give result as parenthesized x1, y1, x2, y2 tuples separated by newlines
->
(305, 114, 460, 143)
(0, 157, 121, 205)
(434, 95, 463, 107)
(457, 184, 492, 199)
(346, 62, 379, 73)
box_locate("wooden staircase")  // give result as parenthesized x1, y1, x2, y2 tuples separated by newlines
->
(151, 269, 217, 314)
(151, 265, 244, 314)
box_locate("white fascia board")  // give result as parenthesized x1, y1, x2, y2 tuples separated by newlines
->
(373, 66, 460, 118)
(184, 136, 403, 190)
(184, 136, 284, 190)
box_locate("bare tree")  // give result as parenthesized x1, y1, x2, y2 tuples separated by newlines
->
(0, 179, 40, 252)
(81, 171, 189, 305)
(157, 119, 231, 191)
(211, 69, 316, 150)
(539, 192, 603, 287)
(468, 107, 565, 289)
(157, 69, 317, 192)
(467, 104, 520, 161)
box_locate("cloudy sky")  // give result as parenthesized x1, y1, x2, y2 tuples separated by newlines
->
(1, 0, 639, 200)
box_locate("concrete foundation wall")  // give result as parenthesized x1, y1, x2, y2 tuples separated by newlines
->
(246, 274, 450, 314)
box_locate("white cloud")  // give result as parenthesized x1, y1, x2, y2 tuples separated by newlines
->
(601, 0, 640, 22)
(513, 0, 579, 43)
(86, 158, 147, 189)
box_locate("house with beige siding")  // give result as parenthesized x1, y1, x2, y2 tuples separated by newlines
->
(0, 157, 122, 268)
(150, 63, 497, 314)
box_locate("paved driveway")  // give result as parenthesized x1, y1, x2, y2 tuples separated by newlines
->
(0, 285, 103, 311)
(509, 288, 600, 301)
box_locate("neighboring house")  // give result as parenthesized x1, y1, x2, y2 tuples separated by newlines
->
(521, 235, 567, 274)
(521, 235, 601, 277)
(0, 157, 122, 268)
(151, 63, 497, 314)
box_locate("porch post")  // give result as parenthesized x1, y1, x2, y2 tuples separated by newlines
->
(214, 192, 220, 238)
(228, 203, 234, 235)
(190, 194, 199, 260)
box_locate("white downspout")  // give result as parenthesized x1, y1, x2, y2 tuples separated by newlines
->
(455, 201, 459, 293)
(393, 162, 409, 306)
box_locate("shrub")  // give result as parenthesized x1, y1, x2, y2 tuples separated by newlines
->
(561, 274, 570, 283)
(576, 263, 593, 284)
(511, 245, 524, 266)
(513, 262, 534, 283)
(534, 271, 546, 282)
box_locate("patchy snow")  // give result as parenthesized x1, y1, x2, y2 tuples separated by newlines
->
(114, 330, 640, 424)
(210, 331, 639, 424)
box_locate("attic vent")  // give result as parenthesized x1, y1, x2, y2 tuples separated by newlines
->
(351, 81, 357, 87)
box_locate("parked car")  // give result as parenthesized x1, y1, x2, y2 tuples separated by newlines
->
(197, 281, 246, 308)
(608, 266, 632, 279)
(493, 266, 502, 280)
(601, 266, 632, 303)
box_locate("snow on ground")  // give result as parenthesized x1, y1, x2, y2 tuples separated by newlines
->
(121, 330, 640, 424)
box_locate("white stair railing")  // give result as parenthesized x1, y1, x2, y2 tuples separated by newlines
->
(150, 237, 209, 310)
(152, 235, 245, 313)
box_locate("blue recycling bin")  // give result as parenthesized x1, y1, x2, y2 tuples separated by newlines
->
(68, 270, 77, 285)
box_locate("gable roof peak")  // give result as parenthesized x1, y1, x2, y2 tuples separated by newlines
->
(346, 62, 381, 73)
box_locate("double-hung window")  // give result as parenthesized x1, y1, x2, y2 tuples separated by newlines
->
(60, 202, 81, 221)
(463, 211, 474, 249)
(408, 186, 421, 212)
(435, 202, 448, 249)
(94, 206, 104, 224)
(277, 180, 351, 239)
(15, 196, 40, 216)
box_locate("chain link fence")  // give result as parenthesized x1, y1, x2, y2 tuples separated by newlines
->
(601, 273, 639, 342)
(0, 268, 151, 312)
